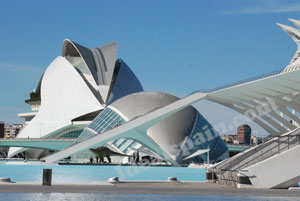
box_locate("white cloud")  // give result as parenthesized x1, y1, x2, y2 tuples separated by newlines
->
(223, 0, 300, 15)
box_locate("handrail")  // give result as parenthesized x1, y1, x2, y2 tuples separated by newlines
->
(197, 68, 285, 93)
(235, 134, 300, 170)
(215, 130, 300, 171)
(212, 132, 300, 188)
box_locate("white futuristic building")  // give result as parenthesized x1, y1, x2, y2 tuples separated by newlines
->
(3, 17, 300, 188)
(40, 17, 300, 174)
(73, 91, 227, 164)
(9, 40, 143, 158)
(8, 39, 227, 164)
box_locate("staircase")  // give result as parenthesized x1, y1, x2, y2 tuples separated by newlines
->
(208, 127, 300, 188)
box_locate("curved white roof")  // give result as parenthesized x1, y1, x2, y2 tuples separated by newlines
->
(9, 40, 143, 158)
(8, 56, 103, 157)
(62, 39, 118, 103)
(200, 19, 300, 136)
(109, 91, 197, 161)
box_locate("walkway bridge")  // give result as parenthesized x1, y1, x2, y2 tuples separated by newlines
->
(227, 144, 251, 155)
(0, 138, 75, 151)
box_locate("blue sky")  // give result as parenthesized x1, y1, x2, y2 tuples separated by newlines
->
(1, 0, 300, 136)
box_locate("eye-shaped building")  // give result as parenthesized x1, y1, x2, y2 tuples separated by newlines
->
(10, 40, 227, 165)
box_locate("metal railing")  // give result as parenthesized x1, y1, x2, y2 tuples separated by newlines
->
(211, 133, 300, 187)
(235, 134, 300, 170)
(198, 68, 284, 93)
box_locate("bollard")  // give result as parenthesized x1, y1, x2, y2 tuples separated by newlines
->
(0, 178, 11, 183)
(168, 177, 177, 182)
(42, 169, 52, 186)
(108, 177, 119, 183)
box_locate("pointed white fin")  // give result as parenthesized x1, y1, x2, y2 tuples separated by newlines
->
(277, 23, 300, 67)
(288, 18, 300, 29)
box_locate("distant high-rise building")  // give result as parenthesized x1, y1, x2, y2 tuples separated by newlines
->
(237, 124, 251, 145)
(0, 122, 4, 138)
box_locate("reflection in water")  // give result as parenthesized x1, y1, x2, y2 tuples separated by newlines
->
(0, 193, 298, 201)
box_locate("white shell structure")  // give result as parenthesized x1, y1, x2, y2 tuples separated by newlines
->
(20, 18, 300, 163)
(75, 91, 227, 164)
(8, 40, 143, 158)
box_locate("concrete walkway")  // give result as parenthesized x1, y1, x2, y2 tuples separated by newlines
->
(0, 182, 300, 197)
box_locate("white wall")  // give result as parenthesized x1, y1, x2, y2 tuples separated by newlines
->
(242, 144, 300, 188)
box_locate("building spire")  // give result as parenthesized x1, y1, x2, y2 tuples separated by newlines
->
(277, 20, 300, 66)
(288, 18, 300, 28)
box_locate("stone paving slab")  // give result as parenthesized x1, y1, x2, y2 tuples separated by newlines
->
(0, 182, 300, 197)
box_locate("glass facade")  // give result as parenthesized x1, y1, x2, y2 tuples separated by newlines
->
(72, 108, 129, 162)
(60, 129, 83, 139)
(75, 108, 125, 143)
(88, 108, 125, 133)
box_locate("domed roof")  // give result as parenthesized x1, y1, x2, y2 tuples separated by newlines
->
(109, 91, 197, 160)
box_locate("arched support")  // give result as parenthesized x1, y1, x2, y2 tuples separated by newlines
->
(209, 98, 281, 135)
(276, 104, 300, 126)
(241, 92, 297, 131)
(238, 101, 287, 133)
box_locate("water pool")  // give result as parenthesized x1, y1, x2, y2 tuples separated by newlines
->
(0, 163, 205, 183)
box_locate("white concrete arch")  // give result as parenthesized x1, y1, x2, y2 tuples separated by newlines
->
(208, 97, 281, 135)
(236, 101, 286, 133)
(223, 102, 280, 135)
(236, 93, 296, 131)
(244, 94, 297, 131)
